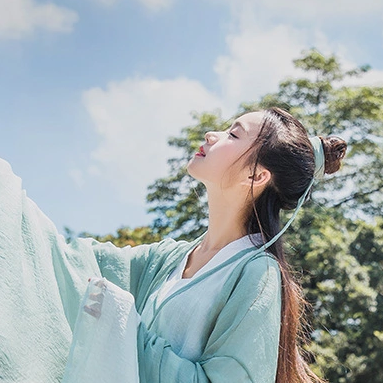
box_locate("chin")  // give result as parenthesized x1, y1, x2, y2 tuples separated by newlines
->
(186, 162, 196, 178)
(186, 160, 201, 181)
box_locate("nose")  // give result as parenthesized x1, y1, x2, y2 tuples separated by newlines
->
(205, 131, 218, 144)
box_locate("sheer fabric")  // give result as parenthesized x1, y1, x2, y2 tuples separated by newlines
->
(62, 278, 140, 383)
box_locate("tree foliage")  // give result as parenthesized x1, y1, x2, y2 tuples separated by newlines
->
(79, 226, 161, 247)
(285, 208, 383, 382)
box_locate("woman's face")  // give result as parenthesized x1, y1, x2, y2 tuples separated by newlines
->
(187, 111, 264, 189)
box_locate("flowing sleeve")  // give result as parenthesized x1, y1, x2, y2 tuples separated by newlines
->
(138, 256, 281, 383)
(0, 157, 158, 382)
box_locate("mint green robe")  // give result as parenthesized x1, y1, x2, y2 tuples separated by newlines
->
(0, 157, 281, 382)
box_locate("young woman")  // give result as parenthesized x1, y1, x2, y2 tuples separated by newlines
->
(0, 107, 346, 383)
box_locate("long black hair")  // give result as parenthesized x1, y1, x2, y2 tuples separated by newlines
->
(244, 107, 347, 383)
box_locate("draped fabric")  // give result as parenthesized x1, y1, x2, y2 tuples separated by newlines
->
(0, 157, 178, 382)
(0, 158, 99, 382)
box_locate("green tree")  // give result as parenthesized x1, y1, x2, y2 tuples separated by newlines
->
(80, 226, 161, 247)
(285, 208, 383, 382)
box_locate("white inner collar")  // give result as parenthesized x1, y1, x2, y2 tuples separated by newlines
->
(177, 233, 263, 280)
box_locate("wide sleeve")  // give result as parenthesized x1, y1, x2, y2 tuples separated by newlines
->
(0, 158, 96, 381)
(138, 256, 281, 383)
(0, 157, 162, 382)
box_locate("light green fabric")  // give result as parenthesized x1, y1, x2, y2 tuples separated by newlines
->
(0, 157, 281, 382)
(138, 254, 281, 383)
(309, 136, 325, 179)
(0, 158, 98, 382)
(62, 278, 141, 382)
(0, 157, 148, 381)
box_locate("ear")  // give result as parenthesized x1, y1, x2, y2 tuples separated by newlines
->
(242, 165, 271, 188)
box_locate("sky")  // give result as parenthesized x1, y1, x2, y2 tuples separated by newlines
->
(0, 0, 382, 236)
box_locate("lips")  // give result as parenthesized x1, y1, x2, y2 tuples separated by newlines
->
(197, 146, 206, 157)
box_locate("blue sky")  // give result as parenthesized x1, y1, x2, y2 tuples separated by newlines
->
(1, 0, 382, 236)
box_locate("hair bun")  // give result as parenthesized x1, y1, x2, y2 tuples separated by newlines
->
(320, 136, 347, 175)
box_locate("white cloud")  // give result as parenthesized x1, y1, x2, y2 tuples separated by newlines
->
(82, 77, 222, 203)
(209, 3, 324, 107)
(312, 31, 383, 88)
(213, 1, 383, 107)
(0, 0, 78, 39)
(214, 23, 307, 107)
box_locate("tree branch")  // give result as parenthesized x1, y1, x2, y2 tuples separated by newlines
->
(332, 187, 383, 208)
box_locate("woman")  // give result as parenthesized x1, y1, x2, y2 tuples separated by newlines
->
(0, 107, 346, 382)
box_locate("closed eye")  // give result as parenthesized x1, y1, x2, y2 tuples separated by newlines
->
(227, 131, 239, 139)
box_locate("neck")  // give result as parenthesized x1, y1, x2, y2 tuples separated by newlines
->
(202, 186, 248, 251)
